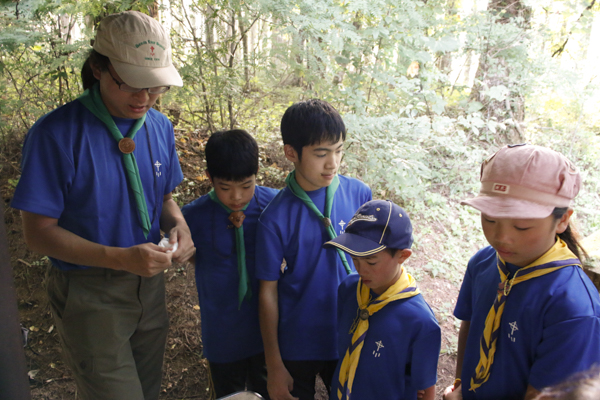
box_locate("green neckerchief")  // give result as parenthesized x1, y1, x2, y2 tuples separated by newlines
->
(285, 171, 351, 274)
(78, 83, 150, 239)
(208, 189, 252, 309)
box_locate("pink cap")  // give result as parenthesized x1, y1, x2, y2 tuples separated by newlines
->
(461, 144, 581, 219)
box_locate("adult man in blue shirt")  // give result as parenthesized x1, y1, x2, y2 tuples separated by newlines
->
(12, 11, 194, 400)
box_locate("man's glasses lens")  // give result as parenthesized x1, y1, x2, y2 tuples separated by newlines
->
(108, 69, 170, 94)
(120, 84, 170, 94)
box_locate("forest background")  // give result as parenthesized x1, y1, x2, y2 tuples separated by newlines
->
(1, 0, 600, 398)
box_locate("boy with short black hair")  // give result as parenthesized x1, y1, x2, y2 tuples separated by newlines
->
(325, 199, 441, 400)
(182, 129, 279, 399)
(256, 99, 372, 400)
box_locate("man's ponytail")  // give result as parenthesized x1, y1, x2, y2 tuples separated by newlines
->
(81, 50, 110, 91)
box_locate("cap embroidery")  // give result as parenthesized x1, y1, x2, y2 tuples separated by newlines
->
(347, 214, 377, 227)
(492, 184, 509, 194)
(134, 40, 164, 60)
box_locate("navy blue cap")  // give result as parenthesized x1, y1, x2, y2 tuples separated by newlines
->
(324, 200, 413, 256)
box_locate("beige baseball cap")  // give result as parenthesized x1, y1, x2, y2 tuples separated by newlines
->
(93, 11, 183, 88)
(461, 144, 581, 219)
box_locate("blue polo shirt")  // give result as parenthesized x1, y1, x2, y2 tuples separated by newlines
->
(12, 100, 183, 270)
(182, 185, 279, 363)
(255, 175, 372, 360)
(331, 273, 440, 400)
(455, 246, 600, 399)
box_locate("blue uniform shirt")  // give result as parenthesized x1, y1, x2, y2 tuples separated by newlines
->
(255, 175, 372, 361)
(455, 246, 600, 399)
(12, 100, 183, 270)
(182, 186, 279, 363)
(331, 274, 441, 400)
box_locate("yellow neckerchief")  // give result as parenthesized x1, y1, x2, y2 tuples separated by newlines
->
(336, 268, 420, 400)
(470, 238, 581, 392)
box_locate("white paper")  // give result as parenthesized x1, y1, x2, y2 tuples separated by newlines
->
(158, 237, 178, 253)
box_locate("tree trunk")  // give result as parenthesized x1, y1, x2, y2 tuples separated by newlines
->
(470, 0, 531, 144)
(238, 9, 250, 92)
(228, 11, 236, 129)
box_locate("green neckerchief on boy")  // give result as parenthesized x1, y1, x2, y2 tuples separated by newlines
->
(336, 268, 420, 399)
(208, 189, 252, 309)
(470, 238, 582, 392)
(285, 170, 351, 274)
(78, 83, 151, 239)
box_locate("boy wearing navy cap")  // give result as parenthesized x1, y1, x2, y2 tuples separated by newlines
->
(325, 200, 441, 400)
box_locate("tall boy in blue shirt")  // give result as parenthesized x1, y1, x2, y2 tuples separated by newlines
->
(182, 130, 279, 399)
(256, 99, 372, 400)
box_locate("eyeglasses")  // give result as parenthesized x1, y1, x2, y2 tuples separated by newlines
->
(107, 69, 170, 94)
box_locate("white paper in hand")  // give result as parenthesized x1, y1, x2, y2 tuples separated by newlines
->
(158, 237, 178, 253)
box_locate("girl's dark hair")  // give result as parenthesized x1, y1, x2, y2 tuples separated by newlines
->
(552, 207, 588, 261)
(81, 50, 110, 90)
(537, 366, 600, 400)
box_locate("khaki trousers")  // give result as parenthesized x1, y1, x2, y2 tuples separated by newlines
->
(46, 266, 169, 400)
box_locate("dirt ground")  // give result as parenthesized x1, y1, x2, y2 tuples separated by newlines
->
(1, 129, 459, 399)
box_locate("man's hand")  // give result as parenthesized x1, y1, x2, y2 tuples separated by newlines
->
(159, 193, 195, 264)
(166, 225, 195, 263)
(118, 242, 173, 277)
(267, 364, 298, 400)
(21, 211, 173, 276)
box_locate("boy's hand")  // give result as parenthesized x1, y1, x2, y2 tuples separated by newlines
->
(267, 365, 298, 400)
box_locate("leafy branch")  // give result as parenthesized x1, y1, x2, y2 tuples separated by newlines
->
(552, 0, 596, 57)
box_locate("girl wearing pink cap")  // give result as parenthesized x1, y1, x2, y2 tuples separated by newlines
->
(444, 144, 600, 400)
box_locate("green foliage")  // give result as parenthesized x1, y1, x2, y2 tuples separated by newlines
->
(1, 1, 83, 134)
(411, 201, 487, 283)
(8, 177, 19, 188)
(435, 301, 460, 354)
(31, 256, 49, 267)
(0, 0, 158, 136)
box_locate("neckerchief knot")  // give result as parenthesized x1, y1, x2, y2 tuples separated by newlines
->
(228, 211, 246, 228)
(78, 83, 151, 238)
(209, 190, 251, 309)
(285, 171, 351, 274)
(336, 269, 420, 399)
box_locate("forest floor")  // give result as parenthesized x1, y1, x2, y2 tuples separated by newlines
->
(1, 128, 459, 400)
